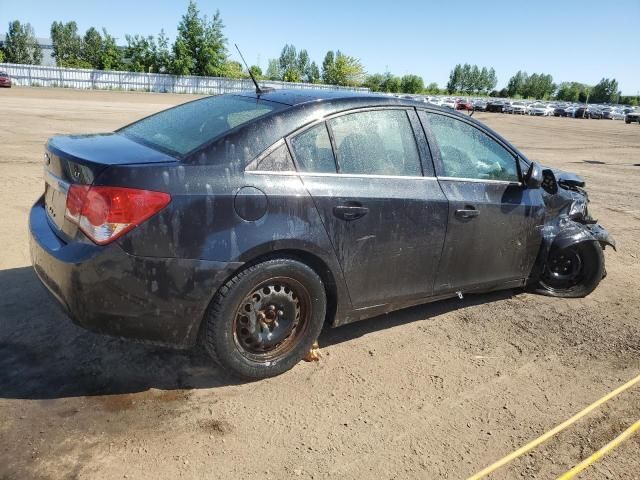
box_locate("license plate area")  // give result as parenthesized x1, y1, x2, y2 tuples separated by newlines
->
(44, 170, 70, 231)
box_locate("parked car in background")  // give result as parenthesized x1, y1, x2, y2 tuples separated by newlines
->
(587, 107, 603, 119)
(486, 101, 506, 113)
(473, 100, 487, 111)
(0, 72, 12, 88)
(456, 99, 474, 111)
(441, 98, 457, 109)
(529, 103, 554, 116)
(602, 108, 625, 120)
(625, 111, 640, 124)
(554, 106, 568, 117)
(574, 106, 590, 119)
(503, 102, 515, 114)
(29, 89, 615, 378)
(511, 102, 528, 114)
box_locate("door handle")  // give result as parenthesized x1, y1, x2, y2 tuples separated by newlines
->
(333, 204, 369, 221)
(455, 207, 480, 219)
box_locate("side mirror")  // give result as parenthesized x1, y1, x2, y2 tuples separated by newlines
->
(524, 161, 543, 188)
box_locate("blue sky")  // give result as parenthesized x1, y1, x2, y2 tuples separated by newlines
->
(1, 0, 638, 94)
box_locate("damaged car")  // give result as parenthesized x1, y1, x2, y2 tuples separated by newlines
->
(29, 89, 615, 379)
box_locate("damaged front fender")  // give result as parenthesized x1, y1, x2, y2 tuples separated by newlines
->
(529, 167, 616, 286)
(548, 219, 616, 252)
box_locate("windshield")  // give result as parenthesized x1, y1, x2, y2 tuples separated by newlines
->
(119, 95, 285, 157)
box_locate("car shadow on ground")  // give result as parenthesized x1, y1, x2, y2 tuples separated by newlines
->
(0, 266, 515, 400)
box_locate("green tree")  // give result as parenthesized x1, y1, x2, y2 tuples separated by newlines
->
(297, 49, 310, 81)
(383, 72, 402, 92)
(469, 65, 480, 93)
(154, 29, 172, 73)
(99, 29, 122, 70)
(332, 51, 364, 86)
(460, 64, 472, 93)
(172, 1, 228, 76)
(171, 37, 193, 75)
(51, 21, 83, 67)
(322, 50, 336, 84)
(199, 10, 228, 76)
(279, 44, 299, 81)
(590, 78, 619, 103)
(0, 50, 4, 63)
(307, 61, 320, 83)
(364, 73, 385, 92)
(125, 34, 156, 72)
(487, 68, 498, 92)
(265, 58, 280, 80)
(447, 64, 462, 93)
(507, 70, 528, 97)
(221, 60, 245, 78)
(4, 20, 42, 64)
(400, 74, 424, 94)
(425, 82, 439, 94)
(82, 27, 103, 68)
(249, 65, 262, 79)
(521, 73, 555, 99)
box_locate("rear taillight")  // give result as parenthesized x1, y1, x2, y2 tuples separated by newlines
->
(65, 185, 171, 245)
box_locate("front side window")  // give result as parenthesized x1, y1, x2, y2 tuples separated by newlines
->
(290, 123, 336, 173)
(425, 113, 519, 182)
(328, 110, 422, 176)
(120, 95, 285, 157)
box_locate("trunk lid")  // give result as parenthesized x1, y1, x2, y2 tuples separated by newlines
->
(43, 133, 176, 240)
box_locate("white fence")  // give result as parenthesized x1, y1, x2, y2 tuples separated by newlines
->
(0, 63, 369, 95)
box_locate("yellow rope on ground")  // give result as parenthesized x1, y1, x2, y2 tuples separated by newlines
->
(466, 373, 640, 480)
(556, 418, 640, 480)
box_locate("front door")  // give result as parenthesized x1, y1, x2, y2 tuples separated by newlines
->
(288, 109, 448, 310)
(419, 111, 545, 294)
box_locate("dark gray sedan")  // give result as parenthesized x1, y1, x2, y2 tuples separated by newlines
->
(30, 89, 615, 378)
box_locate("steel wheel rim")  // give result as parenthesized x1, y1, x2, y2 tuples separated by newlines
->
(232, 276, 311, 362)
(541, 247, 585, 292)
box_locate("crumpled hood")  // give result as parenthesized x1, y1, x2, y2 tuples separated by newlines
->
(547, 167, 585, 188)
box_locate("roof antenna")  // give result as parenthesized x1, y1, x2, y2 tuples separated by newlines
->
(235, 44, 274, 96)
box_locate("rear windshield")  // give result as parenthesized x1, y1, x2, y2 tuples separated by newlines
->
(119, 95, 285, 157)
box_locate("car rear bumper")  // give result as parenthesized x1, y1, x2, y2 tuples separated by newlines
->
(29, 196, 242, 347)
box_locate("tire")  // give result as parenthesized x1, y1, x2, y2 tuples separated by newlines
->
(536, 242, 604, 298)
(203, 257, 327, 379)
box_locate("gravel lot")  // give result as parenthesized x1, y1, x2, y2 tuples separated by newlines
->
(0, 88, 639, 479)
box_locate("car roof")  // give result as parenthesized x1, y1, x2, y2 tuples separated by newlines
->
(237, 88, 383, 106)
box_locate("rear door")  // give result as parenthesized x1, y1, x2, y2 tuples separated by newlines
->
(419, 110, 545, 294)
(288, 108, 448, 310)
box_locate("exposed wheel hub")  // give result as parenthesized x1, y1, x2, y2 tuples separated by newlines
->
(547, 250, 582, 281)
(235, 283, 302, 354)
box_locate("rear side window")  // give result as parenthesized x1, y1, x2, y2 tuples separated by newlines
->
(328, 110, 422, 176)
(246, 142, 295, 172)
(120, 95, 285, 157)
(426, 113, 519, 182)
(290, 123, 336, 173)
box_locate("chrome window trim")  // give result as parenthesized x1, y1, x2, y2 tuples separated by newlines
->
(437, 176, 521, 186)
(245, 170, 437, 181)
(245, 170, 521, 185)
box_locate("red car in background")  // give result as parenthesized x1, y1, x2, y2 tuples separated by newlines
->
(0, 72, 12, 88)
(455, 99, 473, 110)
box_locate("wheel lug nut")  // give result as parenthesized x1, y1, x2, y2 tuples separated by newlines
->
(277, 310, 284, 317)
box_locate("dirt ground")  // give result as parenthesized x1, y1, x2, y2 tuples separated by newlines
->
(0, 87, 639, 480)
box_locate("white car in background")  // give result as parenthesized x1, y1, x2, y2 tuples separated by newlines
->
(511, 101, 528, 114)
(528, 103, 554, 116)
(441, 98, 457, 109)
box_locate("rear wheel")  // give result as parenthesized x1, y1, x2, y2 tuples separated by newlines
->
(536, 242, 604, 298)
(203, 258, 326, 379)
